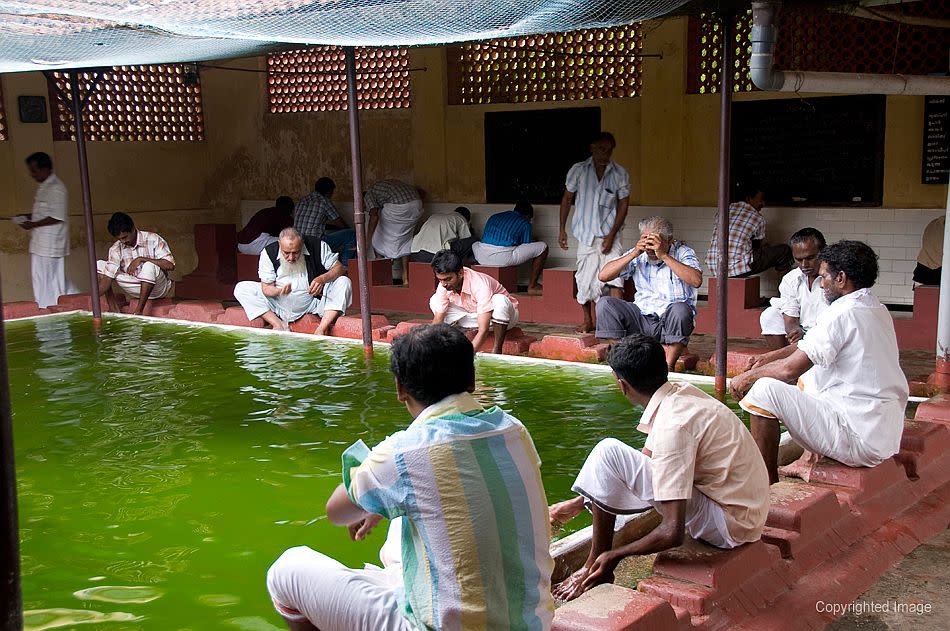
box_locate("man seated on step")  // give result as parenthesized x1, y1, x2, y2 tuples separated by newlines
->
(472, 201, 548, 295)
(550, 334, 769, 602)
(595, 216, 702, 371)
(429, 249, 519, 354)
(410, 205, 473, 264)
(759, 228, 829, 351)
(233, 228, 351, 335)
(730, 240, 908, 484)
(96, 212, 176, 315)
(236, 196, 295, 255)
(706, 184, 793, 279)
(266, 323, 555, 631)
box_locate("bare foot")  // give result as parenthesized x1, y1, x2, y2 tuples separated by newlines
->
(549, 496, 585, 529)
(553, 567, 592, 603)
(574, 322, 595, 334)
(778, 450, 823, 482)
(527, 285, 544, 296)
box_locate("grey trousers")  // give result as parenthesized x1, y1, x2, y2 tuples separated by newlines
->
(595, 298, 694, 345)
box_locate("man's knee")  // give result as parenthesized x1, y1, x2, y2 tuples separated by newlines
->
(233, 281, 260, 301)
(595, 295, 624, 318)
(137, 261, 162, 283)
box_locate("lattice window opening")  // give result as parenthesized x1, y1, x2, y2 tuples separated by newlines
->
(49, 65, 204, 142)
(267, 46, 411, 113)
(452, 25, 644, 105)
(0, 82, 7, 141)
(693, 11, 754, 95)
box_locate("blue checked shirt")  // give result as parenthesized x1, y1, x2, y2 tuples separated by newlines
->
(294, 191, 340, 239)
(565, 157, 630, 247)
(619, 241, 701, 316)
(481, 211, 533, 247)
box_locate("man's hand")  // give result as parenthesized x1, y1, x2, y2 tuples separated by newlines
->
(650, 233, 671, 258)
(600, 233, 615, 254)
(730, 371, 756, 401)
(348, 513, 383, 541)
(552, 567, 591, 602)
(127, 257, 148, 276)
(786, 327, 805, 344)
(308, 278, 325, 297)
(581, 549, 621, 590)
(744, 354, 766, 372)
(558, 229, 569, 251)
(277, 283, 292, 296)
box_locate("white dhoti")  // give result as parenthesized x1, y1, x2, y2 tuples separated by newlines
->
(472, 241, 548, 267)
(760, 303, 786, 336)
(572, 438, 741, 549)
(237, 233, 278, 255)
(430, 293, 519, 329)
(738, 378, 883, 467)
(575, 237, 624, 305)
(233, 276, 352, 322)
(96, 260, 172, 299)
(372, 200, 424, 260)
(31, 254, 65, 308)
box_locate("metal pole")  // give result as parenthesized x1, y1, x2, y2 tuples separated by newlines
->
(0, 268, 23, 630)
(344, 48, 373, 357)
(69, 71, 102, 321)
(715, 15, 734, 399)
(934, 183, 950, 385)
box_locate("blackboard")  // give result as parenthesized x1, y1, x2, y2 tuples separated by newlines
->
(485, 107, 601, 204)
(923, 95, 949, 185)
(731, 95, 886, 207)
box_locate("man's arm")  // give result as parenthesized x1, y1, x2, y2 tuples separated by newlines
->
(469, 310, 492, 352)
(598, 243, 643, 283)
(20, 216, 63, 230)
(601, 195, 629, 254)
(128, 256, 175, 276)
(327, 217, 349, 230)
(731, 349, 813, 400)
(261, 281, 291, 298)
(326, 483, 369, 526)
(308, 261, 345, 297)
(558, 190, 574, 250)
(783, 314, 805, 342)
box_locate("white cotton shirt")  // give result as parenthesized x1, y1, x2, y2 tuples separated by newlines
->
(29, 173, 70, 257)
(410, 212, 471, 254)
(796, 288, 908, 461)
(258, 241, 339, 317)
(775, 268, 828, 328)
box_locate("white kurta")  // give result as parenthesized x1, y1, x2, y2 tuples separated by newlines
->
(29, 173, 70, 308)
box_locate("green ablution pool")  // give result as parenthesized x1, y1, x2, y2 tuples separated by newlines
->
(6, 313, 740, 630)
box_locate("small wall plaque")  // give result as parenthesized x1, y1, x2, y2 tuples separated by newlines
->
(18, 95, 48, 123)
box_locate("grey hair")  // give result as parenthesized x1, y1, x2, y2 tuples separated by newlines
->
(278, 227, 302, 240)
(638, 216, 673, 239)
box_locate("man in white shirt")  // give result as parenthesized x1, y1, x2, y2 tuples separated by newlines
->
(410, 206, 473, 263)
(17, 152, 69, 308)
(731, 241, 909, 484)
(760, 228, 829, 350)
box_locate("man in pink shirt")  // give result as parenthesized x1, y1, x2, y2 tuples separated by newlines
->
(429, 249, 519, 354)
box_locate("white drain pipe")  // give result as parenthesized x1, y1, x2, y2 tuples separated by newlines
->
(750, 2, 950, 95)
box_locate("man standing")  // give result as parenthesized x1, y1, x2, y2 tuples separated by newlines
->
(365, 179, 424, 281)
(731, 241, 908, 484)
(759, 228, 828, 350)
(234, 228, 351, 335)
(558, 132, 630, 332)
(595, 217, 702, 371)
(429, 249, 519, 354)
(472, 201, 548, 295)
(266, 324, 554, 631)
(706, 185, 792, 278)
(17, 152, 69, 308)
(236, 196, 294, 255)
(96, 213, 175, 314)
(410, 206, 473, 263)
(295, 177, 357, 265)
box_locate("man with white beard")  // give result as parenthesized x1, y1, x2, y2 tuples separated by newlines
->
(234, 228, 351, 335)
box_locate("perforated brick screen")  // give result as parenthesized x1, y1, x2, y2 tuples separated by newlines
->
(687, 11, 753, 94)
(267, 47, 411, 112)
(49, 65, 204, 141)
(447, 25, 643, 105)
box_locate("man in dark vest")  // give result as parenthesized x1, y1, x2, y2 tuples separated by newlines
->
(234, 227, 351, 334)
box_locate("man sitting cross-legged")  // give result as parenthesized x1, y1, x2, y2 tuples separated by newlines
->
(429, 249, 520, 354)
(266, 324, 555, 631)
(233, 228, 351, 334)
(96, 212, 176, 315)
(551, 334, 769, 602)
(731, 240, 909, 484)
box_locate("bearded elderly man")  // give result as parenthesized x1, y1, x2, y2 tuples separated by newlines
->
(233, 228, 352, 335)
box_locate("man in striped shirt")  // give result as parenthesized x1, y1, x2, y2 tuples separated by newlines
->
(558, 132, 630, 332)
(472, 201, 548, 294)
(96, 212, 175, 315)
(706, 185, 792, 278)
(267, 324, 555, 631)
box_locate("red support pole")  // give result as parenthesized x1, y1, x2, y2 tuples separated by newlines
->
(69, 71, 102, 322)
(715, 15, 734, 400)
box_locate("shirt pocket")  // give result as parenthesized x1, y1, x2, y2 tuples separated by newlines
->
(597, 187, 618, 210)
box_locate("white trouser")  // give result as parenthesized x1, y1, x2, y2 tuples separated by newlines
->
(739, 378, 885, 467)
(96, 260, 172, 299)
(575, 237, 624, 304)
(472, 241, 548, 267)
(237, 233, 278, 255)
(572, 438, 741, 549)
(31, 254, 65, 308)
(233, 276, 352, 322)
(430, 293, 519, 328)
(372, 200, 424, 260)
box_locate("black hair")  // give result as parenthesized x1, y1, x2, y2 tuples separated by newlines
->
(390, 324, 475, 406)
(817, 240, 878, 290)
(737, 182, 763, 202)
(431, 249, 463, 274)
(107, 212, 135, 237)
(591, 131, 616, 148)
(454, 206, 471, 222)
(789, 227, 826, 250)
(26, 152, 53, 170)
(513, 201, 534, 219)
(607, 334, 668, 396)
(275, 196, 294, 210)
(314, 177, 335, 195)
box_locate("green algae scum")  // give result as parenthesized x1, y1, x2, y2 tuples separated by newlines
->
(7, 314, 738, 630)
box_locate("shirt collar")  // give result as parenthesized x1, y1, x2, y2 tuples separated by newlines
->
(637, 381, 676, 433)
(412, 392, 483, 427)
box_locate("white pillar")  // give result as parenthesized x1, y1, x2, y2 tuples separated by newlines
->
(936, 184, 950, 361)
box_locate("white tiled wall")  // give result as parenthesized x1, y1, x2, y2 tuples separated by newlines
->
(241, 200, 945, 306)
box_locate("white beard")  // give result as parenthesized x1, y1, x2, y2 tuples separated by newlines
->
(278, 253, 308, 278)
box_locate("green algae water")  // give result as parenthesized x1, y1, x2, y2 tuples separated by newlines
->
(6, 314, 741, 630)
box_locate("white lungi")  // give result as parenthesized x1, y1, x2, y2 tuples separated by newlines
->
(575, 237, 624, 304)
(233, 276, 352, 322)
(237, 233, 278, 256)
(572, 438, 740, 549)
(96, 260, 172, 299)
(760, 303, 786, 336)
(372, 200, 424, 260)
(266, 520, 413, 631)
(739, 377, 882, 467)
(431, 293, 519, 329)
(31, 254, 65, 309)
(472, 241, 548, 267)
